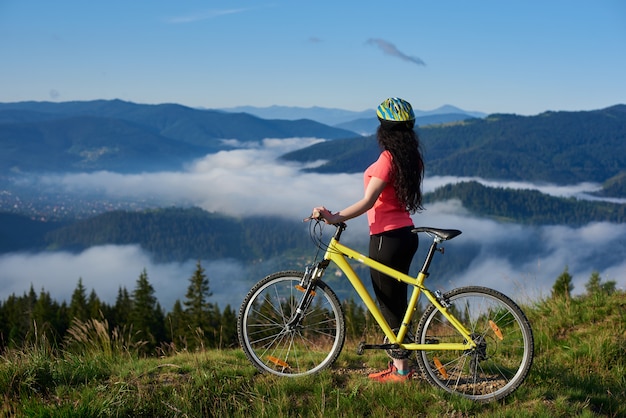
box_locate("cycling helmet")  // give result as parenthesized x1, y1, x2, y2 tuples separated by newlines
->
(376, 97, 415, 123)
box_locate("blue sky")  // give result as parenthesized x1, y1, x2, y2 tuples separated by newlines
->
(1, 1, 625, 115)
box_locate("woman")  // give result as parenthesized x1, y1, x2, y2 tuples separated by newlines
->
(314, 97, 424, 383)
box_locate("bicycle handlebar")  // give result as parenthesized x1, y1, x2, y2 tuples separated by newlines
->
(304, 213, 347, 241)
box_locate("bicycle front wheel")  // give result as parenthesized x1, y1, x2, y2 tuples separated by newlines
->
(237, 270, 345, 377)
(415, 286, 534, 402)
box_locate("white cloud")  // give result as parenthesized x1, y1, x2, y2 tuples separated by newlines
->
(41, 138, 362, 219)
(366, 38, 426, 66)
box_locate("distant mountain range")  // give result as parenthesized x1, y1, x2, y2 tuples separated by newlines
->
(1, 100, 625, 198)
(0, 100, 357, 173)
(220, 104, 486, 134)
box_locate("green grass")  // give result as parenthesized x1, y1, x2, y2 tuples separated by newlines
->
(1, 291, 625, 417)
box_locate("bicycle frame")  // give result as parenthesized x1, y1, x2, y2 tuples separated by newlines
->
(239, 219, 534, 400)
(319, 225, 476, 352)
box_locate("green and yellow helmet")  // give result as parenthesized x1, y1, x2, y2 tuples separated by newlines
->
(376, 97, 415, 123)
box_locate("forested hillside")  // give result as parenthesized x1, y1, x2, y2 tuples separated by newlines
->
(2, 180, 624, 260)
(43, 207, 310, 262)
(0, 115, 212, 173)
(422, 106, 626, 184)
(598, 171, 626, 197)
(282, 105, 626, 197)
(424, 181, 626, 225)
(0, 213, 65, 252)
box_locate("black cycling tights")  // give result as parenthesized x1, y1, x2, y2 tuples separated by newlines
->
(369, 226, 419, 330)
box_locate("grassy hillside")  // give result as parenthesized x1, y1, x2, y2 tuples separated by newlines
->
(2, 288, 624, 417)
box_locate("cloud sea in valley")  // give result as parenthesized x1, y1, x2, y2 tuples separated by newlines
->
(1, 137, 624, 311)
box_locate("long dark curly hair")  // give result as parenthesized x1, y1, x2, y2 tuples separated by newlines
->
(376, 122, 424, 213)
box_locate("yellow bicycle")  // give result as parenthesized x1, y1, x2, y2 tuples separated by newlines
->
(237, 218, 534, 402)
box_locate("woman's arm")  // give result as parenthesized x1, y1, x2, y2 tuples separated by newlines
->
(314, 176, 386, 224)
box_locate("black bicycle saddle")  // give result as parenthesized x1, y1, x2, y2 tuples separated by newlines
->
(412, 227, 462, 241)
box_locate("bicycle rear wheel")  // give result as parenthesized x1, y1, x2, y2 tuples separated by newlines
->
(415, 286, 533, 402)
(237, 270, 345, 377)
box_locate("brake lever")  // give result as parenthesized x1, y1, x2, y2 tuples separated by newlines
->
(303, 210, 325, 223)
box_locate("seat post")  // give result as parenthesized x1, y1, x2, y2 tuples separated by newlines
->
(419, 240, 439, 276)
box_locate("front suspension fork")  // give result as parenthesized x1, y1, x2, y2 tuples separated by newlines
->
(286, 262, 328, 328)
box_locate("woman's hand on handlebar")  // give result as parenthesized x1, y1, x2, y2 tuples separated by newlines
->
(310, 206, 341, 224)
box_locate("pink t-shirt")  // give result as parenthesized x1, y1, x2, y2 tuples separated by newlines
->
(364, 150, 414, 235)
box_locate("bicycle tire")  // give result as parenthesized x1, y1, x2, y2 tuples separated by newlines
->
(415, 286, 534, 402)
(237, 270, 346, 377)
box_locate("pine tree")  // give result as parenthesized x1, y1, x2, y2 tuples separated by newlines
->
(25, 285, 38, 337)
(165, 299, 188, 348)
(183, 261, 213, 349)
(585, 271, 602, 295)
(113, 286, 132, 329)
(87, 289, 102, 319)
(3, 294, 25, 348)
(552, 266, 574, 299)
(585, 271, 616, 296)
(218, 305, 237, 348)
(3, 294, 26, 348)
(32, 288, 61, 344)
(153, 301, 166, 346)
(1, 288, 38, 348)
(130, 269, 165, 352)
(69, 278, 88, 321)
(56, 301, 70, 339)
(206, 303, 222, 347)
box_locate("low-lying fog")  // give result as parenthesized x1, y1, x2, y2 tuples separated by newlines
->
(2, 138, 624, 310)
